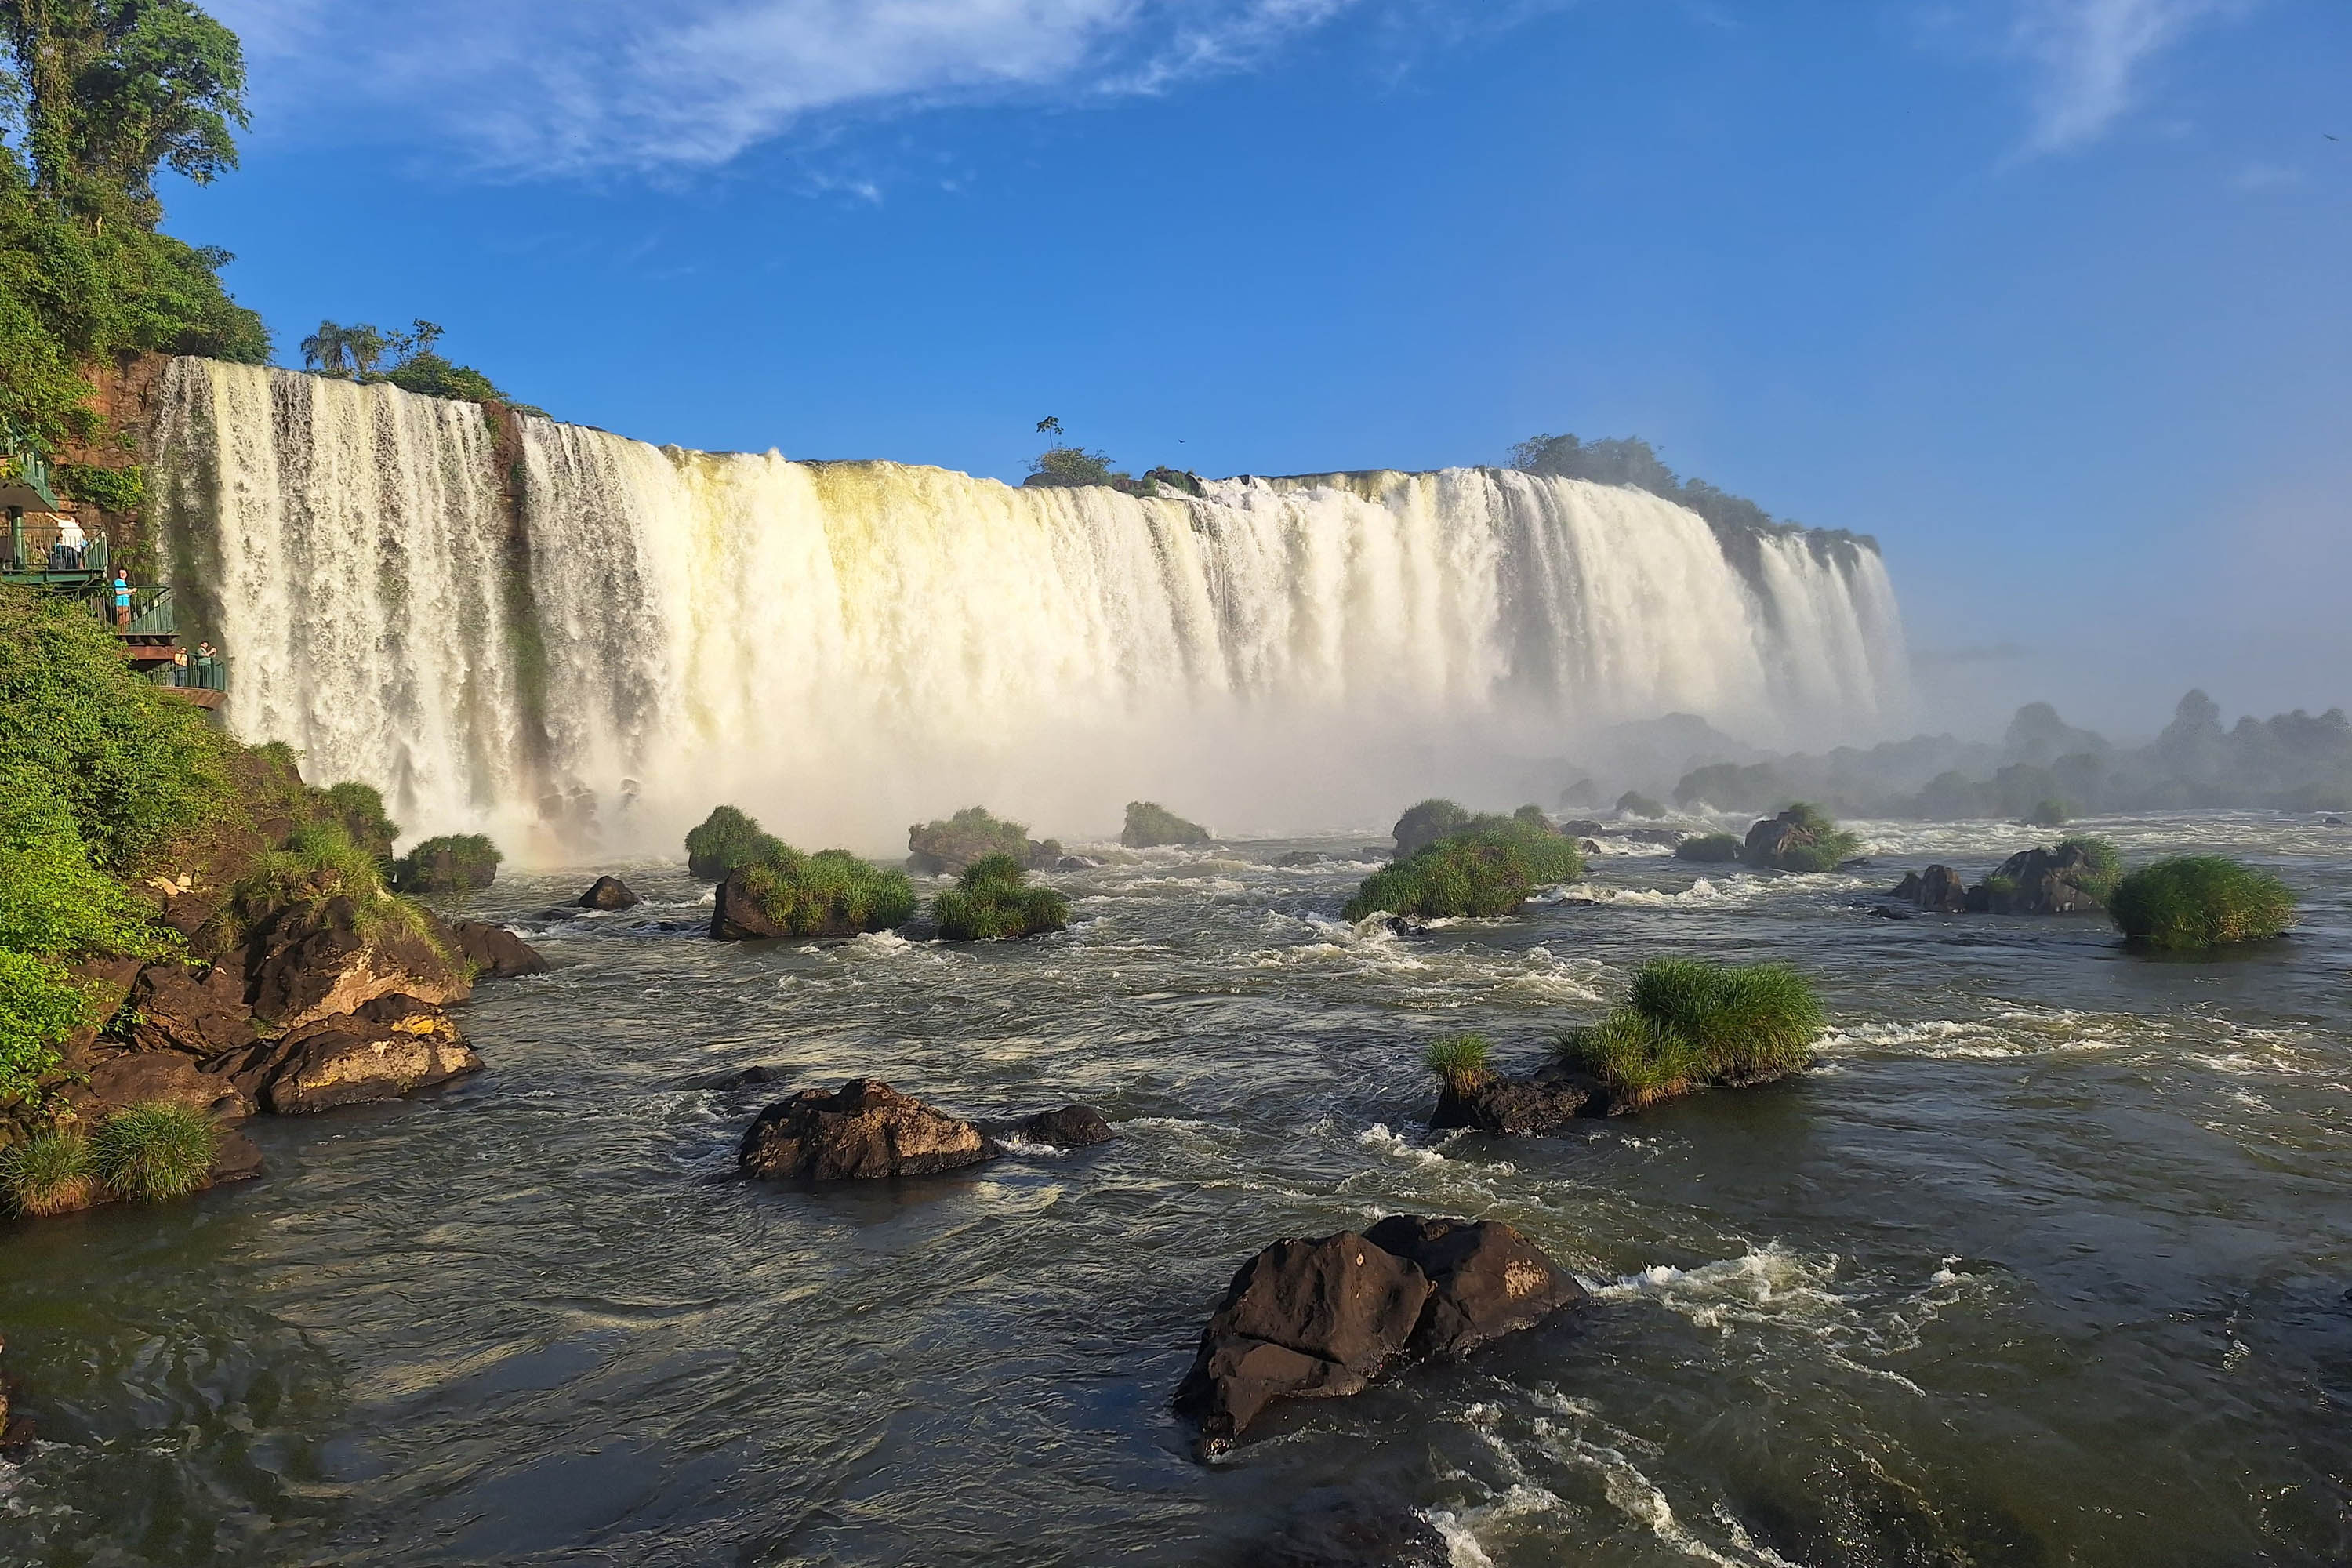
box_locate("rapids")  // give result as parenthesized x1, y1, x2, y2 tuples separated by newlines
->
(3, 812, 2349, 1565)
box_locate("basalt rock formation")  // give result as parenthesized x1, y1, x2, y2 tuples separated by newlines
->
(1967, 844, 2111, 914)
(260, 993, 483, 1116)
(1174, 1218, 1584, 1448)
(451, 919, 551, 978)
(578, 875, 641, 910)
(738, 1080, 1116, 1179)
(242, 897, 472, 1031)
(1889, 864, 1969, 913)
(1429, 1067, 1596, 1135)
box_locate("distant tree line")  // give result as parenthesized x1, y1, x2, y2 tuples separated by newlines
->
(299, 317, 532, 410)
(1509, 431, 1875, 561)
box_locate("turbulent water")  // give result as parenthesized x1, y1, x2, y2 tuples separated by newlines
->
(147, 360, 1905, 858)
(6, 814, 2351, 1566)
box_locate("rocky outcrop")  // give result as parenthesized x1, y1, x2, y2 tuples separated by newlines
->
(578, 875, 641, 910)
(739, 1080, 996, 1180)
(1430, 1068, 1594, 1134)
(260, 994, 481, 1116)
(451, 920, 549, 978)
(1005, 1104, 1114, 1147)
(241, 897, 471, 1030)
(1967, 844, 2111, 914)
(1175, 1218, 1584, 1447)
(75, 1049, 253, 1122)
(1889, 864, 1969, 913)
(906, 811, 1062, 877)
(1744, 810, 1817, 867)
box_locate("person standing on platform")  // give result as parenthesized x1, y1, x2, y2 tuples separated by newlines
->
(112, 570, 132, 627)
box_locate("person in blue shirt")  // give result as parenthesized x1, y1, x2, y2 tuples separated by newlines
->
(112, 570, 131, 627)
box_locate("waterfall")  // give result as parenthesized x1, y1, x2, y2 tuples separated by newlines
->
(150, 358, 1908, 858)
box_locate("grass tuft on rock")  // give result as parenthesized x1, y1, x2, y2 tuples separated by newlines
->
(2, 1126, 96, 1216)
(390, 833, 503, 894)
(686, 805, 783, 881)
(934, 855, 1070, 940)
(1345, 817, 1584, 921)
(738, 845, 916, 937)
(1559, 957, 1826, 1110)
(2108, 856, 2294, 950)
(1424, 1033, 1494, 1096)
(89, 1102, 218, 1203)
(1121, 800, 1210, 848)
(236, 820, 387, 918)
(1673, 833, 1742, 863)
(2056, 836, 2123, 902)
(1744, 802, 1864, 873)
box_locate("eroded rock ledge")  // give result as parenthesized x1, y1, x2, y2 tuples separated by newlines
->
(735, 1079, 1112, 1181)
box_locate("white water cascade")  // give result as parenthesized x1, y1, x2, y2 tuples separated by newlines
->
(150, 359, 1907, 858)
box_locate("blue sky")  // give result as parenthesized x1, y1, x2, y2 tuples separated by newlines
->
(178, 0, 2350, 737)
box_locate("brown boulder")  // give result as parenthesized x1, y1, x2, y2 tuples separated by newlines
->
(74, 1050, 252, 1122)
(1429, 1069, 1593, 1135)
(1009, 1104, 1114, 1147)
(123, 963, 258, 1057)
(241, 896, 471, 1029)
(1360, 1216, 1588, 1357)
(1889, 864, 1968, 913)
(451, 920, 550, 978)
(738, 1079, 995, 1179)
(577, 875, 641, 910)
(260, 994, 481, 1115)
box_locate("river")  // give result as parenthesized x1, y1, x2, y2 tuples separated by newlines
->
(4, 813, 2349, 1566)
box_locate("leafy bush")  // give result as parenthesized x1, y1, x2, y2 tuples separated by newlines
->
(1392, 799, 1471, 858)
(908, 807, 1037, 873)
(735, 844, 916, 937)
(1121, 800, 1210, 848)
(390, 833, 502, 894)
(235, 820, 387, 917)
(2, 1127, 96, 1216)
(0, 952, 97, 1106)
(1616, 791, 1665, 818)
(686, 804, 783, 880)
(1425, 1033, 1493, 1095)
(2055, 836, 2123, 902)
(1674, 833, 1742, 863)
(1026, 445, 1119, 487)
(315, 781, 399, 864)
(2109, 857, 2294, 949)
(934, 854, 1069, 940)
(1344, 819, 1584, 921)
(89, 1102, 218, 1203)
(2027, 797, 2073, 827)
(1559, 957, 1824, 1110)
(1744, 802, 1863, 873)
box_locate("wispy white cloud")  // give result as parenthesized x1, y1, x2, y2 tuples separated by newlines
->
(209, 0, 1370, 175)
(2003, 0, 2243, 152)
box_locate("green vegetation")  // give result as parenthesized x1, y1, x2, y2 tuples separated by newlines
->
(0, 0, 269, 450)
(2056, 835, 2123, 902)
(1744, 803, 1863, 873)
(1559, 957, 1825, 1110)
(1424, 1033, 1494, 1096)
(1122, 800, 1210, 848)
(298, 317, 535, 411)
(1392, 798, 1471, 857)
(234, 819, 387, 920)
(1510, 432, 1874, 557)
(1345, 816, 1584, 921)
(933, 854, 1069, 941)
(735, 844, 916, 937)
(1616, 791, 1665, 818)
(2, 1124, 95, 1215)
(390, 833, 501, 894)
(2027, 798, 2073, 827)
(314, 780, 397, 865)
(686, 804, 783, 881)
(0, 952, 99, 1106)
(88, 1101, 216, 1202)
(909, 806, 1037, 872)
(2108, 857, 2295, 950)
(1673, 833, 1742, 863)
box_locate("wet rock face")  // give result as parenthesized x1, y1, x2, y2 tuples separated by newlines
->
(1890, 864, 1969, 913)
(578, 875, 641, 910)
(122, 962, 257, 1057)
(738, 1080, 996, 1180)
(77, 1049, 252, 1122)
(1969, 844, 2109, 914)
(260, 994, 482, 1116)
(451, 920, 549, 978)
(1175, 1218, 1584, 1448)
(1007, 1105, 1114, 1147)
(1430, 1069, 1594, 1135)
(241, 897, 471, 1030)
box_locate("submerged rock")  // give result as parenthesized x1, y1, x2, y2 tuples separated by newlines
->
(1006, 1104, 1114, 1147)
(1429, 1068, 1593, 1135)
(451, 920, 550, 978)
(1175, 1217, 1583, 1447)
(260, 994, 482, 1115)
(1276, 850, 1330, 868)
(705, 1063, 794, 1091)
(1889, 864, 1969, 913)
(739, 1080, 996, 1180)
(578, 875, 641, 910)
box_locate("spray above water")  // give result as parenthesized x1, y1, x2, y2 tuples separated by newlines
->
(151, 360, 1907, 859)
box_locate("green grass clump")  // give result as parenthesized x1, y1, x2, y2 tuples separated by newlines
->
(737, 844, 916, 937)
(2027, 797, 2073, 827)
(2056, 836, 2123, 902)
(2108, 857, 2294, 950)
(1392, 798, 1471, 857)
(1345, 819, 1584, 921)
(390, 833, 502, 893)
(1744, 802, 1863, 873)
(2, 1127, 96, 1216)
(88, 1102, 218, 1203)
(1673, 833, 1742, 863)
(314, 781, 400, 863)
(909, 807, 1036, 870)
(1425, 1033, 1494, 1096)
(933, 854, 1070, 940)
(686, 804, 783, 880)
(1559, 957, 1826, 1109)
(1120, 800, 1210, 848)
(236, 820, 389, 918)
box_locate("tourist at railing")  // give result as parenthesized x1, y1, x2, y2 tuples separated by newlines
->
(111, 570, 131, 628)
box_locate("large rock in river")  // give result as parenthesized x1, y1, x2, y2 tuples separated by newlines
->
(578, 875, 641, 910)
(1889, 864, 1969, 913)
(451, 920, 550, 978)
(121, 961, 259, 1058)
(1967, 844, 2111, 914)
(241, 896, 471, 1030)
(1175, 1217, 1583, 1447)
(1429, 1067, 1593, 1135)
(738, 1079, 996, 1179)
(260, 993, 482, 1115)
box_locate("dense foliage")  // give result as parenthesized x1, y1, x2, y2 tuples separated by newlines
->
(932, 854, 1069, 941)
(908, 806, 1036, 870)
(1, 1123, 95, 1214)
(686, 804, 783, 880)
(1743, 802, 1862, 873)
(314, 780, 397, 865)
(1121, 800, 1210, 848)
(1345, 816, 1584, 921)
(735, 844, 915, 937)
(2108, 857, 2294, 950)
(390, 833, 502, 894)
(2054, 836, 2123, 903)
(1559, 957, 1825, 1109)
(0, 0, 268, 448)
(1510, 431, 1873, 556)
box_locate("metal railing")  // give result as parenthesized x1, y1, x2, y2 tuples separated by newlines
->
(2, 520, 107, 578)
(151, 654, 230, 692)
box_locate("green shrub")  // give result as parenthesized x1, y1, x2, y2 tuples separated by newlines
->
(1425, 1033, 1494, 1096)
(1617, 791, 1665, 818)
(908, 807, 1040, 873)
(390, 833, 501, 893)
(89, 1102, 218, 1203)
(686, 804, 782, 880)
(2027, 797, 2073, 827)
(1344, 819, 1584, 921)
(2109, 857, 2295, 950)
(1392, 798, 1471, 857)
(1673, 833, 1741, 863)
(934, 855, 1069, 940)
(235, 820, 387, 918)
(736, 844, 916, 936)
(315, 781, 399, 863)
(2, 1127, 96, 1216)
(1744, 802, 1863, 873)
(2056, 836, 2123, 902)
(1559, 957, 1824, 1109)
(1121, 800, 1210, 848)
(0, 952, 97, 1106)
